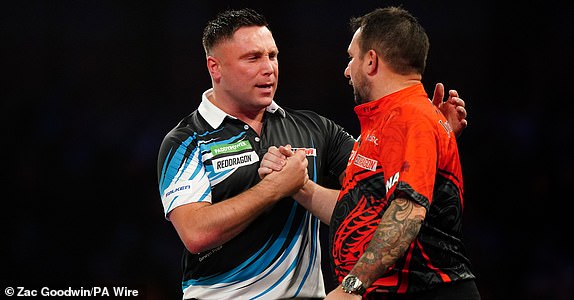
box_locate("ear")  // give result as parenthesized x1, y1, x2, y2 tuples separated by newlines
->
(207, 56, 221, 81)
(365, 50, 378, 75)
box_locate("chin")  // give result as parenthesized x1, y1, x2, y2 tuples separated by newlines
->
(253, 97, 273, 108)
(260, 93, 275, 103)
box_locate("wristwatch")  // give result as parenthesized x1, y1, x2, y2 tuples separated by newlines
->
(341, 274, 366, 296)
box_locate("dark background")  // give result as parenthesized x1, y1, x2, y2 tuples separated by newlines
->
(3, 1, 573, 299)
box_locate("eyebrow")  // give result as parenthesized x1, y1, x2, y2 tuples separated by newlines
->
(239, 49, 278, 58)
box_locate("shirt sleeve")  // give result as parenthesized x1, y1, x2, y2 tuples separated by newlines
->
(382, 108, 438, 210)
(157, 133, 212, 219)
(321, 116, 356, 178)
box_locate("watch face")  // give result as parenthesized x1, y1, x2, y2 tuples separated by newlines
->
(342, 275, 365, 295)
(344, 276, 358, 289)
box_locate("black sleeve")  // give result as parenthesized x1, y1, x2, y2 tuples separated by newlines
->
(319, 115, 356, 179)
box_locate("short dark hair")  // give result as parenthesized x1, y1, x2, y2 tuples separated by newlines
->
(350, 6, 429, 75)
(202, 8, 269, 55)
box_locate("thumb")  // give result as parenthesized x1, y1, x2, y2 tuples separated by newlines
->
(279, 144, 294, 157)
(432, 82, 445, 106)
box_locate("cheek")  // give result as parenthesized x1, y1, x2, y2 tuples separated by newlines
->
(348, 66, 356, 81)
(273, 62, 279, 74)
(348, 61, 359, 77)
(236, 66, 259, 79)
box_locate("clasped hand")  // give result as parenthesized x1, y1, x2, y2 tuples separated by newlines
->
(259, 145, 309, 197)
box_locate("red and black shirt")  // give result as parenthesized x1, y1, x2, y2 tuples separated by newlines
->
(330, 83, 476, 295)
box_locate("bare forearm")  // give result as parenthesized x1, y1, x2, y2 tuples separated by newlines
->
(292, 181, 339, 224)
(350, 198, 425, 288)
(171, 176, 295, 253)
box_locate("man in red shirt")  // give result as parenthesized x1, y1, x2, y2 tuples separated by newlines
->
(260, 6, 480, 300)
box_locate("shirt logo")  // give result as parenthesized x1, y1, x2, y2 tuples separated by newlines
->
(212, 151, 259, 172)
(291, 147, 317, 156)
(386, 171, 400, 193)
(211, 140, 252, 156)
(353, 154, 377, 171)
(164, 182, 191, 198)
(365, 134, 379, 145)
(439, 120, 453, 138)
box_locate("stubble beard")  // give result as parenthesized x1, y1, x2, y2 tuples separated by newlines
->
(353, 80, 371, 106)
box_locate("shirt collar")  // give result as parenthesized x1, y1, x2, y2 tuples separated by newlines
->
(198, 88, 285, 129)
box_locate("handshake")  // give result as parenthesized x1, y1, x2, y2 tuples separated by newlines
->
(258, 145, 309, 199)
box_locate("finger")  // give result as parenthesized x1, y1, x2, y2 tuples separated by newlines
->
(279, 145, 294, 157)
(267, 146, 287, 161)
(262, 153, 286, 170)
(262, 147, 287, 170)
(267, 145, 281, 155)
(288, 150, 308, 168)
(447, 96, 465, 108)
(448, 89, 459, 98)
(456, 106, 468, 119)
(258, 166, 272, 179)
(291, 149, 306, 160)
(295, 150, 309, 168)
(432, 82, 445, 106)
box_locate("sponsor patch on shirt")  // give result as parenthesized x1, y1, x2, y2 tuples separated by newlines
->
(291, 147, 317, 156)
(386, 171, 400, 193)
(353, 154, 377, 171)
(163, 181, 192, 199)
(439, 120, 453, 138)
(212, 151, 259, 173)
(365, 134, 379, 145)
(210, 140, 252, 156)
(348, 150, 357, 166)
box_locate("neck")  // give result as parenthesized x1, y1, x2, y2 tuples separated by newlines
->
(207, 91, 266, 135)
(372, 74, 421, 101)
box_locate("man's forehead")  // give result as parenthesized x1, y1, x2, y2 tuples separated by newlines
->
(348, 28, 362, 52)
(222, 27, 277, 52)
(232, 26, 275, 43)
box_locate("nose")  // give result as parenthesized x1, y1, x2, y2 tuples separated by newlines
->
(261, 56, 275, 75)
(344, 63, 350, 78)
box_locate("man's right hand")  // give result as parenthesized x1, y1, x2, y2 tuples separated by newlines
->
(258, 145, 294, 179)
(261, 145, 309, 198)
(432, 82, 468, 137)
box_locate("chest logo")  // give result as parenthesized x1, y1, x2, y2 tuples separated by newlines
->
(291, 147, 317, 156)
(210, 140, 252, 156)
(365, 134, 379, 145)
(353, 154, 377, 171)
(212, 151, 259, 173)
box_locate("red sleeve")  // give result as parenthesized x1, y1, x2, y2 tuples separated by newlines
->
(380, 106, 438, 209)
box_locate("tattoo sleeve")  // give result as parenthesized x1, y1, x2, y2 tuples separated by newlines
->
(350, 197, 425, 288)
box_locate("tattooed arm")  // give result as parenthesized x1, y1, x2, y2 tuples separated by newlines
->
(325, 197, 426, 299)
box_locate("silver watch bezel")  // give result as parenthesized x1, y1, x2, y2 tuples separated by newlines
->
(341, 274, 366, 295)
